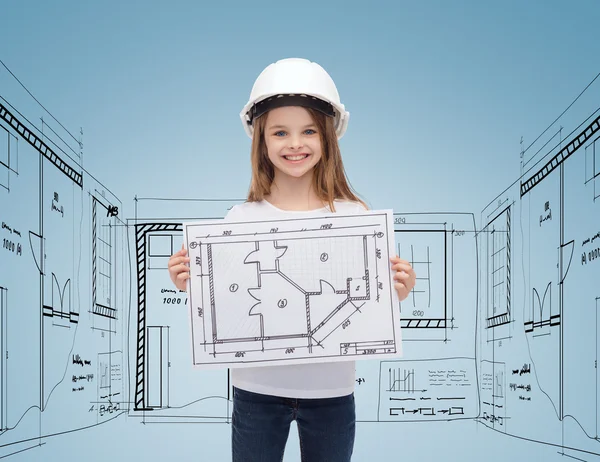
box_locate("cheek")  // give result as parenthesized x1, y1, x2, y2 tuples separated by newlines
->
(310, 141, 323, 159)
(265, 138, 283, 155)
(264, 140, 277, 160)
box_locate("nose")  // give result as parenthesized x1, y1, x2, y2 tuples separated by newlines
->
(288, 133, 304, 150)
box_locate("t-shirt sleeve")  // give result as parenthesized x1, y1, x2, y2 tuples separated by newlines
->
(355, 200, 369, 212)
(223, 204, 242, 222)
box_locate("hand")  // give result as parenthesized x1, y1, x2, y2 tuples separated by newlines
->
(390, 255, 415, 301)
(168, 244, 190, 292)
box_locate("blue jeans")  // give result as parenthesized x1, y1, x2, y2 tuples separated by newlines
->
(231, 386, 356, 462)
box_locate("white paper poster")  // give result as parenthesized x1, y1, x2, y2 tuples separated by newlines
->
(183, 209, 402, 369)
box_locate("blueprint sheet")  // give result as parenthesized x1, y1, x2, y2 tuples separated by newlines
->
(182, 209, 402, 369)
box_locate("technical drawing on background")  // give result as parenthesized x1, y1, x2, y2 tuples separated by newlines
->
(43, 273, 76, 328)
(0, 65, 128, 459)
(392, 212, 477, 343)
(128, 197, 242, 424)
(477, 73, 600, 460)
(132, 221, 181, 414)
(183, 210, 400, 368)
(377, 358, 478, 422)
(0, 124, 18, 192)
(481, 202, 514, 344)
(584, 134, 600, 201)
(97, 350, 124, 416)
(91, 193, 119, 334)
(594, 297, 600, 441)
(479, 360, 506, 429)
(0, 286, 6, 432)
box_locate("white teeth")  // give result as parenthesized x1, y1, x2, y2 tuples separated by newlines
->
(284, 155, 308, 161)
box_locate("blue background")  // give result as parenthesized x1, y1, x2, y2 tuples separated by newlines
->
(1, 1, 599, 460)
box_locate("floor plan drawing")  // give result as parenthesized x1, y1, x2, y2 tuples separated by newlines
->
(183, 210, 401, 369)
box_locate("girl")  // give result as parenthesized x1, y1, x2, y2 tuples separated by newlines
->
(168, 57, 416, 462)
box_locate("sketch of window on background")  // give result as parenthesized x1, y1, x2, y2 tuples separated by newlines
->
(148, 234, 175, 269)
(0, 286, 6, 431)
(584, 134, 600, 201)
(394, 229, 447, 329)
(145, 326, 169, 410)
(392, 212, 477, 343)
(92, 195, 117, 325)
(595, 297, 600, 441)
(485, 205, 512, 342)
(0, 124, 18, 192)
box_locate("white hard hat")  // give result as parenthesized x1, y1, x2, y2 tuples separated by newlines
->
(240, 58, 350, 139)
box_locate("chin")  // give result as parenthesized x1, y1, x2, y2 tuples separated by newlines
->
(274, 162, 318, 178)
(281, 168, 313, 179)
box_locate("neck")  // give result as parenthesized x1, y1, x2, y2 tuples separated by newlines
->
(267, 170, 324, 211)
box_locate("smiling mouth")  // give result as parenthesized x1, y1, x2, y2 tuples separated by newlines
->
(283, 154, 309, 161)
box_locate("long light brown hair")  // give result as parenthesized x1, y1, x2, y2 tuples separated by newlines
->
(246, 107, 367, 212)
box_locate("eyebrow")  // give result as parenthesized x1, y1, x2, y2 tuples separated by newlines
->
(267, 124, 316, 130)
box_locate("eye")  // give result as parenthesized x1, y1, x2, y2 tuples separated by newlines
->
(304, 129, 317, 135)
(274, 130, 286, 136)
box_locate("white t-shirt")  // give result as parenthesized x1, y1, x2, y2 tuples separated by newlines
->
(223, 198, 368, 399)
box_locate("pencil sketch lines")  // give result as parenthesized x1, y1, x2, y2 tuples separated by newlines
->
(0, 101, 82, 188)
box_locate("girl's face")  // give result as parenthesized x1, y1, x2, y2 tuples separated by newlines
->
(263, 106, 322, 180)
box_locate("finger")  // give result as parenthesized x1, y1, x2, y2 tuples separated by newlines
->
(394, 282, 408, 294)
(176, 262, 191, 271)
(169, 252, 185, 262)
(394, 272, 411, 282)
(396, 271, 416, 285)
(168, 256, 190, 268)
(170, 263, 190, 275)
(177, 272, 191, 281)
(393, 259, 412, 268)
(392, 263, 412, 272)
(390, 254, 408, 260)
(390, 256, 409, 265)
